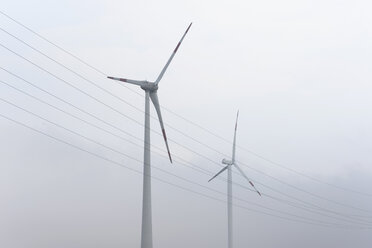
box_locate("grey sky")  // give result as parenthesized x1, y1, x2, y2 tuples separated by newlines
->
(1, 0, 372, 247)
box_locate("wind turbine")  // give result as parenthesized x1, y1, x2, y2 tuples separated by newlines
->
(107, 23, 192, 248)
(208, 111, 261, 248)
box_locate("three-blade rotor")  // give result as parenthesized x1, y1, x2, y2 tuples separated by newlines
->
(107, 23, 193, 164)
(208, 111, 261, 196)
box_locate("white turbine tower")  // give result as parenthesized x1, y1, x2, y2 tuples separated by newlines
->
(107, 23, 192, 248)
(208, 111, 261, 248)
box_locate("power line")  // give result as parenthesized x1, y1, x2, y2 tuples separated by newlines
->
(1, 40, 370, 215)
(0, 39, 370, 216)
(1, 77, 370, 225)
(0, 100, 368, 229)
(1, 12, 371, 217)
(1, 9, 369, 198)
(2, 68, 370, 223)
(1, 24, 370, 213)
(2, 74, 371, 225)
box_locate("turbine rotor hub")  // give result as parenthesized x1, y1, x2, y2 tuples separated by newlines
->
(141, 81, 158, 91)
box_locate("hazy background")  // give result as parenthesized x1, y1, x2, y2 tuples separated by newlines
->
(1, 0, 372, 247)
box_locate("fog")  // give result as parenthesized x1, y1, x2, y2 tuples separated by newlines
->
(1, 0, 372, 247)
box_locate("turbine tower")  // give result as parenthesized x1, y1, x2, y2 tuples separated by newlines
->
(208, 111, 261, 248)
(107, 23, 192, 248)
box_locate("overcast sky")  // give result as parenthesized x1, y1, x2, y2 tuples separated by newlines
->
(1, 0, 372, 247)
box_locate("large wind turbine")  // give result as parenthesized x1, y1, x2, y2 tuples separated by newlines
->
(107, 23, 192, 248)
(208, 111, 261, 248)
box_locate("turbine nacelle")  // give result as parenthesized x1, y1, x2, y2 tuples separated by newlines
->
(222, 158, 233, 165)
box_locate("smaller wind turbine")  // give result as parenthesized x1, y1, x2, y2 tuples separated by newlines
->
(208, 111, 261, 248)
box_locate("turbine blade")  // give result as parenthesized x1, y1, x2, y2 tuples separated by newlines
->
(208, 165, 229, 182)
(107, 76, 147, 87)
(155, 23, 192, 85)
(232, 110, 239, 164)
(149, 91, 172, 163)
(233, 163, 261, 196)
